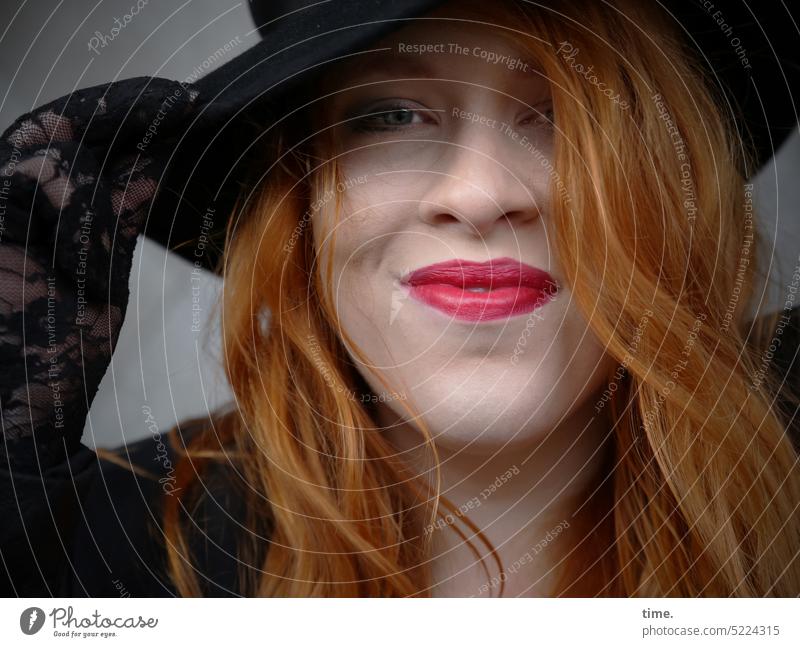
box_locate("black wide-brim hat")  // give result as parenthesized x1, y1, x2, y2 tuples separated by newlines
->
(3, 0, 799, 275)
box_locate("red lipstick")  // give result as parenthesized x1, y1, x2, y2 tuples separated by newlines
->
(401, 257, 558, 322)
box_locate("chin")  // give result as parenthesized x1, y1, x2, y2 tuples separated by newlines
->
(382, 381, 570, 450)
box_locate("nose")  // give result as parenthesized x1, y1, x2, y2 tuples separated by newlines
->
(416, 127, 543, 239)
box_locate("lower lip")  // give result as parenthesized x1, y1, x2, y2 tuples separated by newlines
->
(407, 283, 555, 322)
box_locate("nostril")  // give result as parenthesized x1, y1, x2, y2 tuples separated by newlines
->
(504, 208, 543, 229)
(428, 211, 464, 227)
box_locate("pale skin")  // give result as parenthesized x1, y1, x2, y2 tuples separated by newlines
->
(309, 14, 618, 596)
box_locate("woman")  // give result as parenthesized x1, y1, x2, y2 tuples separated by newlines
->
(1, 0, 799, 597)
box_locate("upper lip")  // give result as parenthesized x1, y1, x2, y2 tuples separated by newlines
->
(401, 256, 558, 290)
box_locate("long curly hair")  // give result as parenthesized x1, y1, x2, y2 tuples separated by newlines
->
(161, 0, 800, 596)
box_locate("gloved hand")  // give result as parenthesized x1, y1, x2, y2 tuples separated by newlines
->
(0, 77, 198, 470)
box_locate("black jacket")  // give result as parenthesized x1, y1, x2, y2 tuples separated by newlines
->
(0, 418, 245, 596)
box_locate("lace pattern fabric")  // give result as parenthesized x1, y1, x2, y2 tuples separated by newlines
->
(0, 78, 200, 471)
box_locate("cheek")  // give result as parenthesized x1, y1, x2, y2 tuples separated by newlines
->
(311, 173, 381, 252)
(535, 300, 617, 423)
(310, 187, 395, 319)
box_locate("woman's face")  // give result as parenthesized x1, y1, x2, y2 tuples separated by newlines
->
(309, 17, 617, 453)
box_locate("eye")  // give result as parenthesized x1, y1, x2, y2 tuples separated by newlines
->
(350, 100, 436, 133)
(519, 103, 554, 128)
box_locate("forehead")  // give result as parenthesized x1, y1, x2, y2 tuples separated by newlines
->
(328, 19, 545, 86)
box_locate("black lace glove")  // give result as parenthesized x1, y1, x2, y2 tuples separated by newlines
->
(0, 77, 200, 472)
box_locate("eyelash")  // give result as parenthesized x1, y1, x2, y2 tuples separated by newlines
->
(349, 101, 555, 133)
(351, 101, 434, 133)
(522, 106, 555, 127)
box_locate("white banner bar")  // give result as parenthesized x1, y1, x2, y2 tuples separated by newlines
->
(1, 598, 797, 646)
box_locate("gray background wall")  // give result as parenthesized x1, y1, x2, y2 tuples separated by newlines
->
(1, 0, 798, 448)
